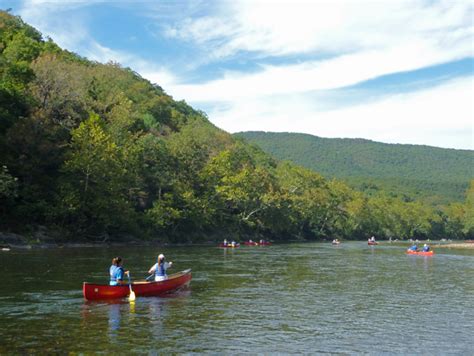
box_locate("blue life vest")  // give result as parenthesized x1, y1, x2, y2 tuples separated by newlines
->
(422, 246, 430, 252)
(109, 265, 124, 286)
(155, 262, 166, 277)
(409, 245, 418, 251)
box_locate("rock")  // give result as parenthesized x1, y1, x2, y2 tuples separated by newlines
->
(0, 232, 28, 247)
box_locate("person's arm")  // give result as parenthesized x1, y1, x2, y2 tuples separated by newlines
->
(148, 263, 157, 274)
(116, 268, 126, 284)
(164, 261, 173, 270)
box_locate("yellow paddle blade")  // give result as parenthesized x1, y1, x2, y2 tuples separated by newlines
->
(129, 289, 136, 302)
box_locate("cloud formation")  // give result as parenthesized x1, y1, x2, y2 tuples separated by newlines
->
(208, 76, 473, 150)
(165, 1, 472, 60)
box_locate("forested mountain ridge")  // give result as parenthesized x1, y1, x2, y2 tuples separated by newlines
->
(235, 131, 474, 204)
(1, 11, 473, 243)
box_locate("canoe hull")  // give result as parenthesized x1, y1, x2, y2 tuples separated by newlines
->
(406, 250, 434, 256)
(83, 269, 192, 301)
(368, 242, 378, 245)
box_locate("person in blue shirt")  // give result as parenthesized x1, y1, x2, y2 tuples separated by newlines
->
(422, 244, 430, 252)
(148, 254, 173, 281)
(109, 256, 129, 286)
(408, 244, 418, 251)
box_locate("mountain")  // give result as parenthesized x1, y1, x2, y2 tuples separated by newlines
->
(234, 131, 474, 204)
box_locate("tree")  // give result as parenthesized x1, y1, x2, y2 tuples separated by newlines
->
(462, 180, 474, 237)
(61, 113, 136, 234)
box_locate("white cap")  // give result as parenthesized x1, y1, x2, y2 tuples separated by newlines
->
(158, 254, 165, 259)
(424, 244, 427, 247)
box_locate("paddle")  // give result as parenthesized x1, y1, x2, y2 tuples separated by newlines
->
(127, 273, 136, 301)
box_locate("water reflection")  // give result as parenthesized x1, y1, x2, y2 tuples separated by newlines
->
(108, 303, 121, 339)
(80, 287, 192, 347)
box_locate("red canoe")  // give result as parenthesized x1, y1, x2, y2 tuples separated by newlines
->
(258, 241, 272, 246)
(406, 250, 434, 256)
(244, 241, 258, 246)
(83, 269, 192, 301)
(368, 241, 378, 245)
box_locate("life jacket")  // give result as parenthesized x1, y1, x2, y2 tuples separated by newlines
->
(422, 246, 430, 252)
(109, 265, 124, 286)
(155, 262, 166, 277)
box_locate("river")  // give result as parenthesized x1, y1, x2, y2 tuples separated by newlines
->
(0, 242, 472, 354)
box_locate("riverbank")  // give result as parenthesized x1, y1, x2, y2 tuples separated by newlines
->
(382, 240, 474, 250)
(433, 242, 474, 249)
(2, 229, 473, 250)
(0, 229, 157, 250)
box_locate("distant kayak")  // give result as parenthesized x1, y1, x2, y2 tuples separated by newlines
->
(218, 243, 240, 248)
(406, 250, 434, 256)
(83, 269, 191, 301)
(332, 242, 341, 245)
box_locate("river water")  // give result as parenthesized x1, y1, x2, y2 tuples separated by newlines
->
(0, 242, 472, 354)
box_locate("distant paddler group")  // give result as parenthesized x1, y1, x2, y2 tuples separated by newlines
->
(368, 236, 378, 245)
(406, 243, 434, 255)
(220, 239, 272, 247)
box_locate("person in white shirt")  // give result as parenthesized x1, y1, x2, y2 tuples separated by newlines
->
(148, 254, 173, 281)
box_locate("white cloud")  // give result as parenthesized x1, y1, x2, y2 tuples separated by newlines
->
(160, 1, 473, 149)
(166, 40, 469, 102)
(167, 1, 472, 57)
(205, 76, 474, 150)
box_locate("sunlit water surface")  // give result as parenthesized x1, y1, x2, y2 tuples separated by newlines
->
(0, 242, 473, 354)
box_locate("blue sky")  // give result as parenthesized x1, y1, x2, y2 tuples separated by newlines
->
(2, 0, 473, 149)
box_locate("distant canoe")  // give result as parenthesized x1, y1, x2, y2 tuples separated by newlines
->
(406, 250, 434, 256)
(83, 269, 191, 301)
(244, 241, 258, 246)
(368, 241, 378, 245)
(218, 243, 240, 248)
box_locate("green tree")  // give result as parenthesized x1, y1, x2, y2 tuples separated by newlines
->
(462, 180, 474, 237)
(61, 113, 136, 234)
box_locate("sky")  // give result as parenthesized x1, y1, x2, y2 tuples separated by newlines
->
(2, 0, 473, 150)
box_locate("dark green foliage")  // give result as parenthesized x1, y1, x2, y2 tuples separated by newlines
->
(235, 131, 474, 204)
(0, 11, 472, 242)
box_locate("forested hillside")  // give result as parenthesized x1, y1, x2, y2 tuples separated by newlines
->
(1, 11, 473, 243)
(235, 131, 474, 204)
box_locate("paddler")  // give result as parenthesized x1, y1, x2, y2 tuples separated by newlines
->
(408, 243, 418, 252)
(109, 257, 130, 286)
(148, 253, 173, 281)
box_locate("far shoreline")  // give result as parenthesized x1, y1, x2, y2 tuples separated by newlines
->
(1, 230, 473, 251)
